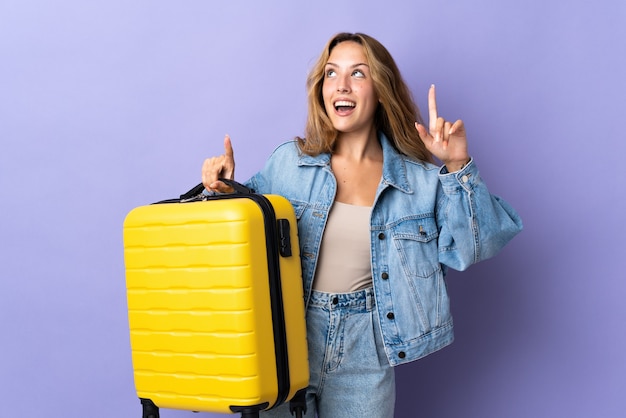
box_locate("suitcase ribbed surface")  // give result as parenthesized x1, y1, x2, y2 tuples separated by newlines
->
(123, 196, 308, 413)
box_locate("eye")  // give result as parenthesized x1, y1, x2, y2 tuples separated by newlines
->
(325, 69, 336, 78)
(352, 69, 365, 78)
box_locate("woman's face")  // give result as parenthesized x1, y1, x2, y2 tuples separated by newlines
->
(322, 41, 379, 137)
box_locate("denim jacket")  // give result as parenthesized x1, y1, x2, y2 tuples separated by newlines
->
(245, 133, 523, 366)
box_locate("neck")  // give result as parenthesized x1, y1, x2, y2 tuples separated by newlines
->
(334, 127, 380, 162)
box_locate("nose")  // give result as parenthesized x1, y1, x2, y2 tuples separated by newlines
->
(336, 73, 351, 93)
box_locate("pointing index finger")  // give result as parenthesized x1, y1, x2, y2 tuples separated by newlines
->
(428, 84, 438, 131)
(224, 134, 234, 158)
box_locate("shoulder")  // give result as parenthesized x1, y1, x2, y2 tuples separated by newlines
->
(256, 140, 301, 174)
(379, 132, 439, 177)
(266, 139, 330, 169)
(401, 155, 441, 183)
(268, 140, 301, 160)
(252, 140, 303, 183)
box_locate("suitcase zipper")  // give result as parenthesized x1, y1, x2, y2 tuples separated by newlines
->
(245, 194, 291, 409)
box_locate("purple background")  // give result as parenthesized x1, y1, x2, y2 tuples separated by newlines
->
(1, 1, 624, 417)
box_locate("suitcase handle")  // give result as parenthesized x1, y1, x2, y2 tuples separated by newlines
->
(218, 178, 254, 195)
(177, 179, 254, 202)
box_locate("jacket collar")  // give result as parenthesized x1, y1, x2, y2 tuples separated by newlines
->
(297, 132, 414, 194)
(379, 132, 413, 194)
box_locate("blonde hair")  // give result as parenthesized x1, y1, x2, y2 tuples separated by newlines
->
(297, 32, 433, 163)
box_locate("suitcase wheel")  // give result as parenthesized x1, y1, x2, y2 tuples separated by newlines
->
(140, 398, 160, 418)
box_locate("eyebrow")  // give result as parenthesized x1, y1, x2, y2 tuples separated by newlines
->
(325, 62, 370, 68)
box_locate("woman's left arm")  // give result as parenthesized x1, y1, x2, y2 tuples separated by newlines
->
(415, 85, 522, 270)
(435, 159, 523, 271)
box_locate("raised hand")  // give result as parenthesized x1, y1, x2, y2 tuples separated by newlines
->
(201, 134, 236, 193)
(415, 85, 470, 172)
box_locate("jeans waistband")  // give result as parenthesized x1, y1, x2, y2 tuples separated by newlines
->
(309, 287, 375, 312)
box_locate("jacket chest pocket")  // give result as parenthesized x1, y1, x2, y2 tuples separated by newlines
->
(391, 216, 440, 279)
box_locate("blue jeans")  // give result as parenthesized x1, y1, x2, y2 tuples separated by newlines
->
(263, 288, 396, 418)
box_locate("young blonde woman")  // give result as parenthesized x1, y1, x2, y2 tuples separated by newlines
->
(202, 32, 522, 418)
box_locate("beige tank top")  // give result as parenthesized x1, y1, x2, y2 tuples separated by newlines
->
(312, 202, 373, 293)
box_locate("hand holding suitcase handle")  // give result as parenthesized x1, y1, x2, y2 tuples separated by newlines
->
(179, 178, 253, 202)
(218, 178, 254, 194)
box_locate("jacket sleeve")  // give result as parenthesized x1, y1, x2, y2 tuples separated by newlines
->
(436, 159, 523, 271)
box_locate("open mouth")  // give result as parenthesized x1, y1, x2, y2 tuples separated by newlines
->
(334, 100, 356, 112)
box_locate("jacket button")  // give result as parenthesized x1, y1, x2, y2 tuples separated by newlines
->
(387, 312, 395, 320)
(378, 232, 385, 240)
(381, 272, 389, 280)
(398, 351, 406, 359)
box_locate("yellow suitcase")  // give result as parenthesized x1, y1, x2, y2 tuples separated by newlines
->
(123, 182, 309, 417)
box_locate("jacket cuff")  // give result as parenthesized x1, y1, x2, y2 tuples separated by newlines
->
(438, 158, 478, 191)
